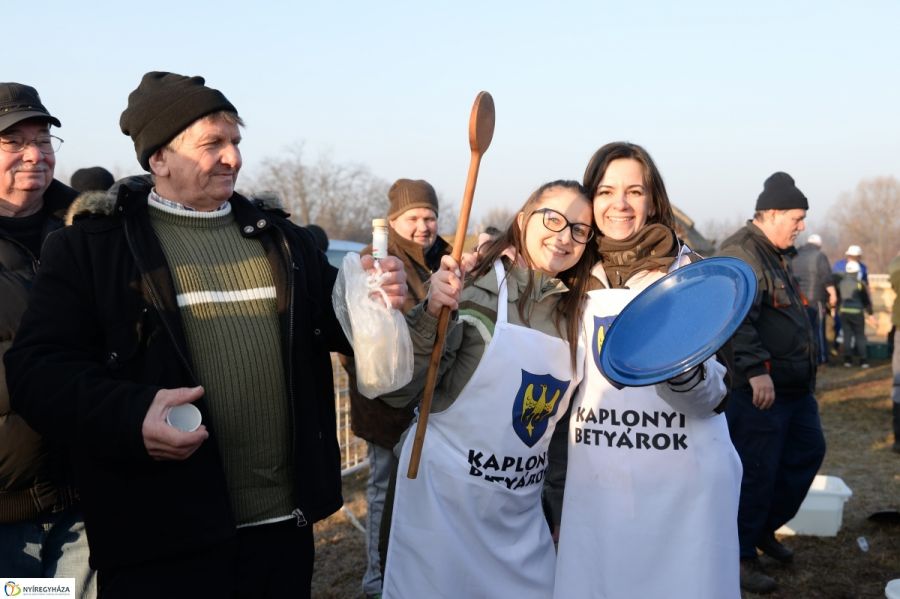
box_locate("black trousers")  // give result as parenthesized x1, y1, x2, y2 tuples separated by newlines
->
(98, 520, 314, 599)
(726, 389, 826, 559)
(840, 311, 867, 362)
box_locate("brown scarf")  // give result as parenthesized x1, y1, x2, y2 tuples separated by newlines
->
(597, 223, 678, 288)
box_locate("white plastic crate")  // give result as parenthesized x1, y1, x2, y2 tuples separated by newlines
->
(776, 475, 852, 537)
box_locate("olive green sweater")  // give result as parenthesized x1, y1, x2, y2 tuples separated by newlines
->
(150, 202, 293, 526)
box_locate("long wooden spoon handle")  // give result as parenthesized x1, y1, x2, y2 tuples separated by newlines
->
(407, 92, 495, 479)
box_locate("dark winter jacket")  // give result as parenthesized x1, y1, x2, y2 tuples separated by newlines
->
(0, 180, 79, 523)
(836, 272, 873, 315)
(790, 243, 833, 306)
(5, 176, 351, 570)
(718, 222, 816, 394)
(344, 228, 450, 449)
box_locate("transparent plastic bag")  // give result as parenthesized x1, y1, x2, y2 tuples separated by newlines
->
(332, 252, 413, 398)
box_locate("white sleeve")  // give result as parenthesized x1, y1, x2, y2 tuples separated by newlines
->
(653, 356, 726, 418)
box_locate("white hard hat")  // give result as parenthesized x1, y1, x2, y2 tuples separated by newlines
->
(845, 261, 861, 274)
(807, 234, 822, 246)
(846, 245, 862, 256)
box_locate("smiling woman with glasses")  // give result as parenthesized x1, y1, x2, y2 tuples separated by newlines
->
(0, 133, 64, 154)
(377, 179, 596, 599)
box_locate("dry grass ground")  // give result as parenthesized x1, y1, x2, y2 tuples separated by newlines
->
(312, 361, 900, 599)
(311, 469, 368, 599)
(745, 361, 900, 599)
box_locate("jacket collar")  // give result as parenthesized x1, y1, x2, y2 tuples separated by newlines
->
(472, 259, 568, 304)
(43, 179, 78, 218)
(68, 174, 286, 236)
(746, 220, 794, 257)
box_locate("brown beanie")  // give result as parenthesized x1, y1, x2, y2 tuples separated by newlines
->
(755, 172, 808, 211)
(119, 71, 237, 172)
(388, 179, 439, 219)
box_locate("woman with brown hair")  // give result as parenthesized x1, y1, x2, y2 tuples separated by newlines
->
(552, 142, 742, 599)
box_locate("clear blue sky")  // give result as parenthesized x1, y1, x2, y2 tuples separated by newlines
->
(8, 0, 899, 232)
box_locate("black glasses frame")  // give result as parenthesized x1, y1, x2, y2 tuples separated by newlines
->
(532, 207, 594, 244)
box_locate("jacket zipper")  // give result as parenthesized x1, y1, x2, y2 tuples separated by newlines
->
(276, 228, 305, 527)
(122, 218, 198, 384)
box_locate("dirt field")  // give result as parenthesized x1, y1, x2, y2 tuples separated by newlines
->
(311, 361, 900, 599)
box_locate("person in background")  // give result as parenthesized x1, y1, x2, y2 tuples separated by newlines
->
(5, 71, 407, 599)
(381, 179, 595, 598)
(790, 233, 837, 364)
(305, 223, 329, 253)
(831, 244, 868, 354)
(553, 142, 740, 599)
(836, 260, 873, 368)
(0, 82, 95, 597)
(718, 172, 826, 594)
(833, 244, 868, 282)
(344, 178, 450, 599)
(889, 250, 900, 453)
(70, 167, 114, 194)
(477, 225, 502, 251)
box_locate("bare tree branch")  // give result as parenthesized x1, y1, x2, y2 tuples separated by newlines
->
(825, 177, 900, 272)
(245, 145, 389, 242)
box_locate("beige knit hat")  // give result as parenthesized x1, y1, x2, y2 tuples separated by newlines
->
(388, 179, 438, 219)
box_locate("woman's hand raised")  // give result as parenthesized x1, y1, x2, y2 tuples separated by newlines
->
(426, 255, 464, 317)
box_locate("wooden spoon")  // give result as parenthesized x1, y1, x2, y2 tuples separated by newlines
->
(407, 91, 495, 478)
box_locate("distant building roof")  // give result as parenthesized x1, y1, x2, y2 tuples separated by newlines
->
(672, 205, 715, 256)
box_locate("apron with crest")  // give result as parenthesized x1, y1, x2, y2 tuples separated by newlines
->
(383, 261, 582, 599)
(553, 266, 742, 599)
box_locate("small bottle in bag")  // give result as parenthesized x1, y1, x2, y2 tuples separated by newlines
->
(372, 218, 389, 260)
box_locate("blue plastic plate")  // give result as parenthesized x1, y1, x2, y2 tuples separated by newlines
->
(599, 257, 756, 387)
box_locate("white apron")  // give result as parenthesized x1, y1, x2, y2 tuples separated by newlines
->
(383, 262, 582, 599)
(554, 277, 742, 599)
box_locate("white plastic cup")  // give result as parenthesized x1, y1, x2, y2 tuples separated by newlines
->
(886, 579, 900, 599)
(166, 404, 202, 432)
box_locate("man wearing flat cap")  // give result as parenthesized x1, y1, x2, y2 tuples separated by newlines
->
(344, 178, 451, 599)
(719, 172, 826, 594)
(5, 71, 407, 598)
(0, 82, 95, 596)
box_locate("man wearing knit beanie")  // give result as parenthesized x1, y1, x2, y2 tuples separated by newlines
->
(345, 177, 451, 599)
(387, 178, 440, 247)
(6, 71, 408, 599)
(719, 172, 825, 594)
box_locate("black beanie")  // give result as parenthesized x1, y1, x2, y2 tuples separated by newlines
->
(70, 166, 114, 192)
(119, 71, 237, 172)
(755, 172, 808, 211)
